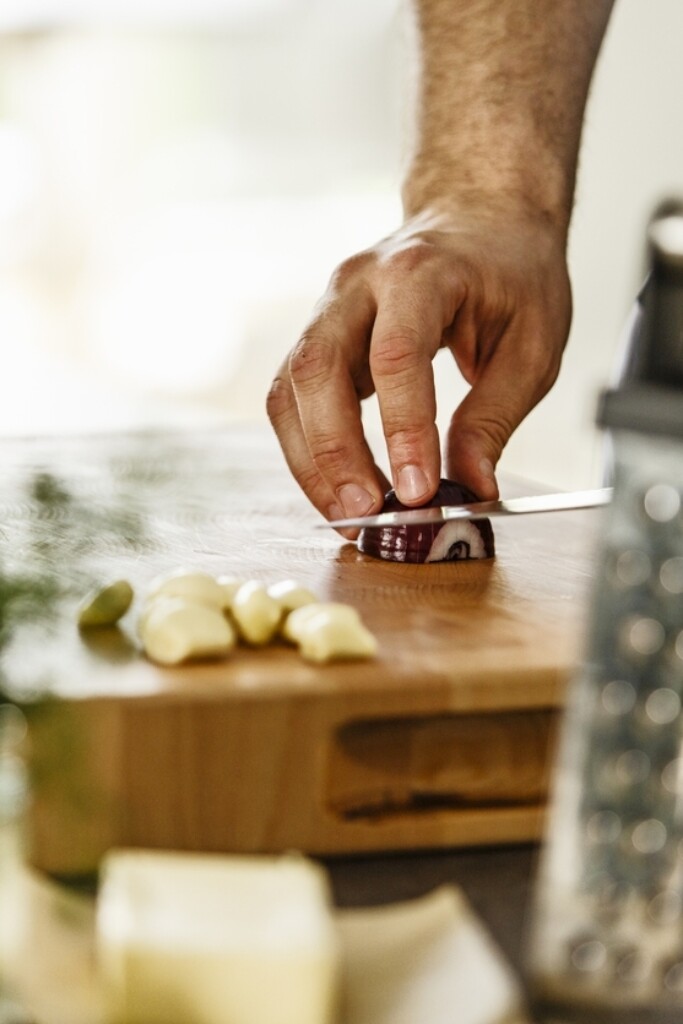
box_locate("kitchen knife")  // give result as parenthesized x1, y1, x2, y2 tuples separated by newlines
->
(321, 486, 612, 529)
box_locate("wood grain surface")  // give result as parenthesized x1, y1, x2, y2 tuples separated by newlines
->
(0, 427, 601, 875)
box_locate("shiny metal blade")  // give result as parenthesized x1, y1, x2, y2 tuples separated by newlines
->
(321, 486, 613, 530)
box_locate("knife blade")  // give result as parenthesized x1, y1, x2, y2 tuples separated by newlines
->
(320, 486, 613, 530)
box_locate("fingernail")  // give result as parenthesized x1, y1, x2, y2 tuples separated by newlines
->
(479, 458, 495, 481)
(338, 484, 376, 518)
(397, 464, 429, 503)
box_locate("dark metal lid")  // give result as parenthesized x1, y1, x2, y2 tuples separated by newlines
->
(599, 200, 683, 437)
(598, 383, 683, 438)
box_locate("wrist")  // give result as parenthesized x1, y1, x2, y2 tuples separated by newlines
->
(400, 187, 572, 257)
(401, 159, 574, 241)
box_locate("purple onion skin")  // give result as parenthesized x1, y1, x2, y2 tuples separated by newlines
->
(358, 479, 495, 564)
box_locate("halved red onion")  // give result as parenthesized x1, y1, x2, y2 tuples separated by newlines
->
(358, 479, 495, 564)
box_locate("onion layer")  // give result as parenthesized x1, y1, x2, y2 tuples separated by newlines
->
(358, 479, 495, 564)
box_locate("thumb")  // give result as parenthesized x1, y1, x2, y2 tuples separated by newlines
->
(444, 415, 502, 501)
(445, 318, 564, 500)
(444, 371, 536, 501)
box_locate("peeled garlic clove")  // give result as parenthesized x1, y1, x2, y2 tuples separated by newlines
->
(78, 580, 134, 628)
(216, 574, 244, 608)
(137, 595, 179, 637)
(268, 579, 318, 616)
(146, 570, 229, 611)
(140, 597, 236, 666)
(282, 602, 360, 645)
(231, 580, 282, 646)
(296, 608, 377, 664)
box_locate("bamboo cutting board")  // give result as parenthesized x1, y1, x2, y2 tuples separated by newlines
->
(0, 427, 600, 876)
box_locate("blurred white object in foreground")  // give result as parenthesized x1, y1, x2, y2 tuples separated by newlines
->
(96, 849, 340, 1024)
(6, 866, 526, 1024)
(0, 706, 30, 1018)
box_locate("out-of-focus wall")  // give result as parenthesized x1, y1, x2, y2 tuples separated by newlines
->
(493, 0, 683, 488)
(0, 0, 681, 494)
(0, 0, 405, 433)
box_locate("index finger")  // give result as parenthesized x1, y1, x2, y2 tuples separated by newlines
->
(287, 300, 387, 521)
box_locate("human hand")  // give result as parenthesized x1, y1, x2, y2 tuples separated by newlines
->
(266, 201, 572, 533)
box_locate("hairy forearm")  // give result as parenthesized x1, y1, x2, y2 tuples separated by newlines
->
(403, 0, 616, 232)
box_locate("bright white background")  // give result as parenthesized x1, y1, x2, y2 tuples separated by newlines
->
(0, 0, 681, 491)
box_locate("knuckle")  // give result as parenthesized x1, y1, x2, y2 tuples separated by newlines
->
(456, 417, 510, 458)
(383, 422, 434, 453)
(308, 435, 354, 478)
(543, 340, 564, 382)
(371, 326, 422, 379)
(329, 251, 374, 292)
(516, 336, 563, 396)
(265, 377, 292, 423)
(293, 461, 327, 498)
(289, 333, 336, 387)
(382, 239, 436, 277)
(537, 354, 562, 395)
(477, 415, 514, 454)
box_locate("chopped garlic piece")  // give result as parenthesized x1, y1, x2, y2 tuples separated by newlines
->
(146, 570, 230, 611)
(78, 580, 134, 628)
(215, 574, 244, 607)
(267, 579, 318, 614)
(139, 597, 235, 665)
(231, 580, 282, 645)
(296, 607, 378, 664)
(282, 602, 360, 645)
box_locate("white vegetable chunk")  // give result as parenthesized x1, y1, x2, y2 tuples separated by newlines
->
(146, 570, 231, 611)
(139, 597, 235, 665)
(282, 602, 360, 645)
(231, 580, 282, 645)
(77, 580, 134, 627)
(296, 607, 378, 664)
(215, 574, 244, 608)
(96, 850, 340, 1024)
(267, 579, 318, 614)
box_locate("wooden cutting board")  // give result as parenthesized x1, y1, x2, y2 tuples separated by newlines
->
(0, 427, 601, 876)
